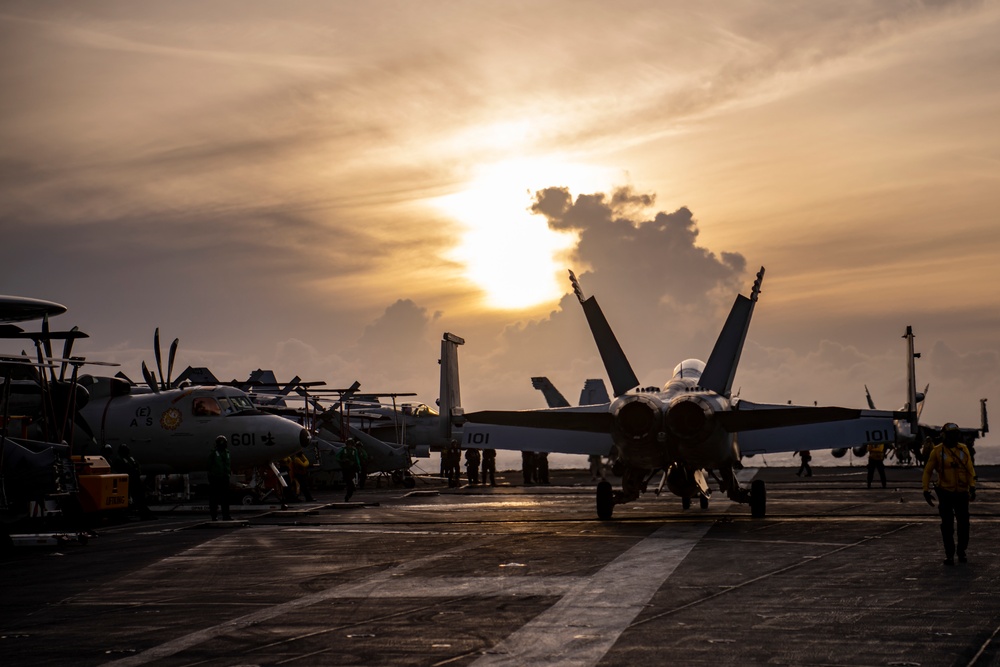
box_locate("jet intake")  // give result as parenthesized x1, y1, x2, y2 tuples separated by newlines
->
(299, 428, 311, 448)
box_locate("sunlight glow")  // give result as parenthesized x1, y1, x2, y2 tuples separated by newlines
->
(435, 158, 612, 310)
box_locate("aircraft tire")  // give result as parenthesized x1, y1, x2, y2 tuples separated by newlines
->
(700, 495, 709, 510)
(681, 496, 691, 510)
(403, 476, 416, 489)
(750, 479, 766, 518)
(596, 481, 614, 520)
(240, 493, 256, 506)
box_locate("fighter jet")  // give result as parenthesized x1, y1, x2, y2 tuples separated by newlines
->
(851, 326, 988, 465)
(463, 268, 905, 519)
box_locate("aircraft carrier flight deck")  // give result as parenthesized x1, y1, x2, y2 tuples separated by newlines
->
(3, 465, 999, 667)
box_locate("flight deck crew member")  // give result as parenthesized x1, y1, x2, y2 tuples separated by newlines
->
(867, 443, 887, 489)
(537, 452, 550, 484)
(465, 448, 481, 485)
(291, 450, 314, 502)
(922, 423, 977, 566)
(481, 448, 496, 486)
(793, 450, 812, 477)
(118, 444, 154, 520)
(338, 440, 361, 502)
(208, 436, 232, 521)
(521, 451, 535, 485)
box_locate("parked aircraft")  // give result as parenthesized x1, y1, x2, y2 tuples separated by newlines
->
(74, 332, 310, 474)
(463, 268, 904, 519)
(846, 326, 988, 465)
(531, 377, 610, 408)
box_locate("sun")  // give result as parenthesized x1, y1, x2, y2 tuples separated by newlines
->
(435, 158, 611, 310)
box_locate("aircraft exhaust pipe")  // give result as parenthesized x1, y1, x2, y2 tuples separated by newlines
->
(666, 396, 714, 441)
(611, 395, 661, 441)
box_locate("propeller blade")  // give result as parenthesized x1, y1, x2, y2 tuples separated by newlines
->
(153, 328, 165, 391)
(166, 338, 179, 388)
(464, 409, 614, 433)
(141, 361, 160, 393)
(58, 325, 79, 381)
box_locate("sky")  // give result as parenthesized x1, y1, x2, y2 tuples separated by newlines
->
(2, 0, 998, 465)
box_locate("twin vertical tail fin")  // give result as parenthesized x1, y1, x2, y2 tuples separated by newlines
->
(438, 332, 465, 442)
(531, 377, 571, 408)
(700, 267, 765, 397)
(569, 270, 640, 398)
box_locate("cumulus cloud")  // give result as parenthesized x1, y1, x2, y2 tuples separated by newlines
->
(463, 186, 748, 406)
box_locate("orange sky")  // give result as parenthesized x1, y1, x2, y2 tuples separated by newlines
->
(2, 1, 996, 456)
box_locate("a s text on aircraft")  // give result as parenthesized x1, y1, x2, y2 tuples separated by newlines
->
(463, 268, 905, 519)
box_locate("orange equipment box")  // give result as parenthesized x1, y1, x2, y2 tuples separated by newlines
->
(73, 455, 129, 513)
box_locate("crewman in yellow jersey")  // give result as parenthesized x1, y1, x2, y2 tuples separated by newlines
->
(922, 423, 977, 566)
(866, 443, 887, 488)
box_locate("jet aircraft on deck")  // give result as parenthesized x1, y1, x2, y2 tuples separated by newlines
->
(463, 268, 906, 519)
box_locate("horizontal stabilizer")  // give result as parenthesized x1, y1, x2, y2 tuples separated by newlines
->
(465, 408, 614, 433)
(719, 404, 909, 433)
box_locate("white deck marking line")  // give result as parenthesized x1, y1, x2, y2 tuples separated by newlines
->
(100, 523, 710, 667)
(99, 535, 501, 667)
(472, 523, 710, 667)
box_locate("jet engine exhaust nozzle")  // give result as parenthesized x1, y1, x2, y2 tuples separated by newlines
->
(612, 395, 661, 441)
(666, 396, 713, 440)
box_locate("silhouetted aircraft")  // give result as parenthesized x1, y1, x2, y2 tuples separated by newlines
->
(463, 268, 905, 519)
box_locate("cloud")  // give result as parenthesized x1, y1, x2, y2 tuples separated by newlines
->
(930, 340, 1000, 387)
(457, 186, 748, 407)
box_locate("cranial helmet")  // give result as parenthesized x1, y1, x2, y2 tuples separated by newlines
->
(216, 435, 228, 447)
(942, 423, 961, 445)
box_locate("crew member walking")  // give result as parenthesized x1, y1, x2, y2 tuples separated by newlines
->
(208, 436, 232, 521)
(794, 450, 812, 477)
(922, 423, 977, 565)
(867, 442, 887, 488)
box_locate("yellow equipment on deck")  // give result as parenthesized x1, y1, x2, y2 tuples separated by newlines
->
(73, 456, 129, 513)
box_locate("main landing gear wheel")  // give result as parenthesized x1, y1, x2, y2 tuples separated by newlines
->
(681, 496, 691, 510)
(596, 480, 614, 520)
(700, 495, 709, 510)
(750, 479, 766, 518)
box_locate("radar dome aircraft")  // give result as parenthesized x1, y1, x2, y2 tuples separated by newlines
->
(75, 330, 309, 474)
(464, 268, 906, 519)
